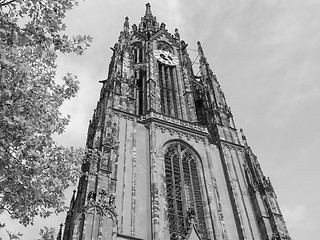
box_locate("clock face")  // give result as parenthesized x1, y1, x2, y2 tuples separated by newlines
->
(154, 50, 179, 66)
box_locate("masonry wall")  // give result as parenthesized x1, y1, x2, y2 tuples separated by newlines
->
(113, 114, 151, 240)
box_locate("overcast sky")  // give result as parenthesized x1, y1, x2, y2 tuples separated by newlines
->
(2, 0, 319, 239)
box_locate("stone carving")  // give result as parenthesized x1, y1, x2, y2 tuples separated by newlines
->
(221, 141, 244, 153)
(187, 207, 195, 222)
(180, 40, 188, 51)
(174, 28, 180, 39)
(244, 164, 258, 192)
(93, 135, 101, 149)
(113, 110, 135, 121)
(157, 41, 173, 53)
(138, 111, 207, 133)
(87, 190, 96, 204)
(103, 121, 119, 157)
(170, 233, 183, 240)
(133, 64, 147, 71)
(271, 232, 291, 240)
(155, 123, 206, 143)
(160, 22, 166, 30)
(108, 194, 115, 207)
(86, 189, 117, 215)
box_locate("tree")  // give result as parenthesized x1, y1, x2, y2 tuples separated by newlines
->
(0, 0, 92, 226)
(38, 226, 56, 240)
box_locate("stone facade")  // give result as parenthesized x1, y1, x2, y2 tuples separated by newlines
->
(60, 3, 291, 240)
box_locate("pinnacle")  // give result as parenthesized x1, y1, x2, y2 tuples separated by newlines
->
(145, 2, 152, 16)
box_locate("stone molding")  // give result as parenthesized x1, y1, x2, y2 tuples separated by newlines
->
(154, 123, 206, 143)
(113, 108, 136, 121)
(138, 111, 208, 134)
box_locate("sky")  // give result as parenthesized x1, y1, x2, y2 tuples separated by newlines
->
(1, 0, 320, 239)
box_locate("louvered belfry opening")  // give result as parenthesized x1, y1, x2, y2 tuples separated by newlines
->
(164, 142, 209, 240)
(134, 68, 146, 115)
(158, 63, 179, 118)
(133, 42, 143, 64)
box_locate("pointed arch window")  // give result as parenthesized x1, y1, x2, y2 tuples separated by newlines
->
(134, 68, 146, 115)
(158, 63, 179, 118)
(156, 41, 180, 118)
(132, 42, 143, 64)
(164, 142, 209, 240)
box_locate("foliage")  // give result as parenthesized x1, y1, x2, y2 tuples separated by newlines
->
(0, 0, 91, 226)
(5, 231, 22, 240)
(0, 223, 22, 240)
(38, 226, 56, 240)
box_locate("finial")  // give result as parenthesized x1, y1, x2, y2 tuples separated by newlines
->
(160, 22, 166, 30)
(145, 3, 152, 16)
(197, 41, 204, 55)
(240, 128, 248, 147)
(56, 223, 63, 240)
(180, 40, 188, 50)
(123, 16, 129, 32)
(174, 28, 180, 39)
(132, 23, 137, 31)
(187, 207, 195, 220)
(69, 189, 76, 208)
(72, 189, 76, 199)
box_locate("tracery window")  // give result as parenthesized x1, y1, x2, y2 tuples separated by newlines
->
(164, 142, 209, 240)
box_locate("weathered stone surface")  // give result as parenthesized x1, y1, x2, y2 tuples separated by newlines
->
(62, 3, 290, 240)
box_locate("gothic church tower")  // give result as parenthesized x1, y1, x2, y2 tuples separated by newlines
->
(61, 3, 291, 240)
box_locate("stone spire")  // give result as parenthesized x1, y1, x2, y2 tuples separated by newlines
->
(197, 41, 235, 128)
(139, 2, 158, 32)
(197, 41, 211, 73)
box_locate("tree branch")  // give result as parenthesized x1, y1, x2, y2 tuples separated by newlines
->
(0, 0, 18, 7)
(0, 205, 13, 217)
(0, 141, 19, 162)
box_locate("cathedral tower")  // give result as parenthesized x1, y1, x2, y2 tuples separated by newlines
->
(61, 3, 291, 240)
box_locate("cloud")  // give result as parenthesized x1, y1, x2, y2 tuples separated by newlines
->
(282, 204, 306, 225)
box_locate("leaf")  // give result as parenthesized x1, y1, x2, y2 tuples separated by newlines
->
(20, 35, 30, 46)
(6, 230, 22, 240)
(0, 0, 89, 226)
(4, 100, 13, 106)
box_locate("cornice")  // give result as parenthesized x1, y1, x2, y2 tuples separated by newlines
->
(219, 139, 245, 152)
(138, 110, 208, 136)
(112, 108, 137, 120)
(117, 234, 143, 240)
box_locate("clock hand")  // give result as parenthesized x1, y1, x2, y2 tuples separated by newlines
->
(160, 53, 168, 61)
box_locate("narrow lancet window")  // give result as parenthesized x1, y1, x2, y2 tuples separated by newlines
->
(132, 42, 143, 64)
(135, 69, 146, 115)
(158, 63, 178, 118)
